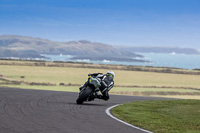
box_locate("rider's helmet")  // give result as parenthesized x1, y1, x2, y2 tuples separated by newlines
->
(106, 71, 115, 78)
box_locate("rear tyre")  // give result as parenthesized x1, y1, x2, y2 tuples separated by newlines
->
(76, 86, 93, 104)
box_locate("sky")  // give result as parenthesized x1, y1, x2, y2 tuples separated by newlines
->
(0, 0, 200, 48)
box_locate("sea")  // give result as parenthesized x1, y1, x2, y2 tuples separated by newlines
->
(41, 53, 200, 70)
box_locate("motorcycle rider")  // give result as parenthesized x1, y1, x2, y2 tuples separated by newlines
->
(79, 71, 115, 101)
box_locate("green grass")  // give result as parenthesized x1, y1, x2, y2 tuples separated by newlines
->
(0, 84, 79, 92)
(112, 87, 199, 92)
(2, 85, 198, 93)
(112, 100, 200, 133)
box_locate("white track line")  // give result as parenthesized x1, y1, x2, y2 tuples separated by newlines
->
(105, 104, 153, 133)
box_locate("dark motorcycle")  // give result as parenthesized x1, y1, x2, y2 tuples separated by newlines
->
(76, 77, 101, 104)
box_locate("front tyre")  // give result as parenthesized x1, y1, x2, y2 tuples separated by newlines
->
(76, 86, 93, 104)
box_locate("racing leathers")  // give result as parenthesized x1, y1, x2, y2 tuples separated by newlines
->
(80, 73, 114, 101)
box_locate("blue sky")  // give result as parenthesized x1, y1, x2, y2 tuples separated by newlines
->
(0, 0, 200, 48)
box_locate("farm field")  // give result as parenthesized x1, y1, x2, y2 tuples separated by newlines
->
(0, 60, 200, 99)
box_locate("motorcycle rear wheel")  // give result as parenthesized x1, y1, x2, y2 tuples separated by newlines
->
(76, 86, 93, 104)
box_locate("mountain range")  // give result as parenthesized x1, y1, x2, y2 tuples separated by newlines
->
(0, 35, 199, 62)
(0, 35, 144, 62)
(118, 46, 200, 55)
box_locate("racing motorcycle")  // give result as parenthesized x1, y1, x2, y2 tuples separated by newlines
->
(76, 77, 101, 104)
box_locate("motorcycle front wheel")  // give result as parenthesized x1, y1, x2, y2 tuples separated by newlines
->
(76, 86, 93, 104)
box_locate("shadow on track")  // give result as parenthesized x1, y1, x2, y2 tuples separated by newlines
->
(68, 102, 108, 106)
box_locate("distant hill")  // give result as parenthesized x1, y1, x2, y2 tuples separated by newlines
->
(0, 48, 44, 58)
(117, 46, 200, 55)
(0, 35, 145, 62)
(1, 35, 198, 62)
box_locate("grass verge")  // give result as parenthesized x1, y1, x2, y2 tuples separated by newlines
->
(0, 84, 78, 92)
(112, 100, 200, 133)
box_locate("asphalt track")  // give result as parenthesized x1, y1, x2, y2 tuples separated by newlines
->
(0, 87, 170, 133)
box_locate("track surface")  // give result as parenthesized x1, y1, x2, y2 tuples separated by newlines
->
(0, 87, 169, 133)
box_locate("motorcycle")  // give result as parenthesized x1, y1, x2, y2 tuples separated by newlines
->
(76, 77, 101, 104)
